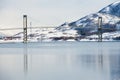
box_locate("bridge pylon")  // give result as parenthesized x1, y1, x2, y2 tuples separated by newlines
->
(98, 17, 102, 42)
(23, 15, 28, 43)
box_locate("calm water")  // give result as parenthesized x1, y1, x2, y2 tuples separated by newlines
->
(0, 42, 120, 80)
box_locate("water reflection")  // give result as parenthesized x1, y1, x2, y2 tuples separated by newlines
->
(24, 52, 28, 74)
(0, 42, 120, 80)
(110, 54, 120, 80)
(23, 44, 28, 80)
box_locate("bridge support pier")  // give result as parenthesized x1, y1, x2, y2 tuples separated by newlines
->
(98, 17, 102, 42)
(23, 15, 28, 43)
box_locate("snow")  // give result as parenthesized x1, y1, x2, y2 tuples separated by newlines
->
(47, 31, 63, 38)
(112, 1, 120, 6)
(1, 1, 120, 43)
(85, 31, 120, 41)
(105, 7, 110, 12)
(0, 28, 119, 43)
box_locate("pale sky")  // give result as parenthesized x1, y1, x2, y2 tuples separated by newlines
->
(0, 0, 117, 28)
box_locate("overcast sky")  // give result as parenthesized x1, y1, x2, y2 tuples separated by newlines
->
(0, 0, 117, 28)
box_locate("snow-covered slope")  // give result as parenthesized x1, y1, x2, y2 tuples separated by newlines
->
(56, 0, 120, 36)
(1, 1, 120, 42)
(76, 13, 119, 27)
(99, 0, 120, 17)
(0, 32, 6, 39)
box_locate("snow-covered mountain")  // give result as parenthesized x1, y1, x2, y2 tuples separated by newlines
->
(99, 1, 120, 17)
(9, 0, 120, 42)
(1, 1, 120, 42)
(57, 0, 120, 36)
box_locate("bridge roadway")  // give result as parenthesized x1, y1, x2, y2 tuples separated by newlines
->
(0, 27, 115, 31)
(0, 26, 55, 30)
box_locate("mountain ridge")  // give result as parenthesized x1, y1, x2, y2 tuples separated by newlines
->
(57, 0, 120, 36)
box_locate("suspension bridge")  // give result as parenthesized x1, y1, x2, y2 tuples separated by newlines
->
(0, 15, 118, 43)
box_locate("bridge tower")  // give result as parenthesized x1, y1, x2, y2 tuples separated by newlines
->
(98, 17, 102, 42)
(23, 15, 28, 43)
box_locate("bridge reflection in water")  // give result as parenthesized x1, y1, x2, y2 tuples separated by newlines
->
(0, 42, 120, 80)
